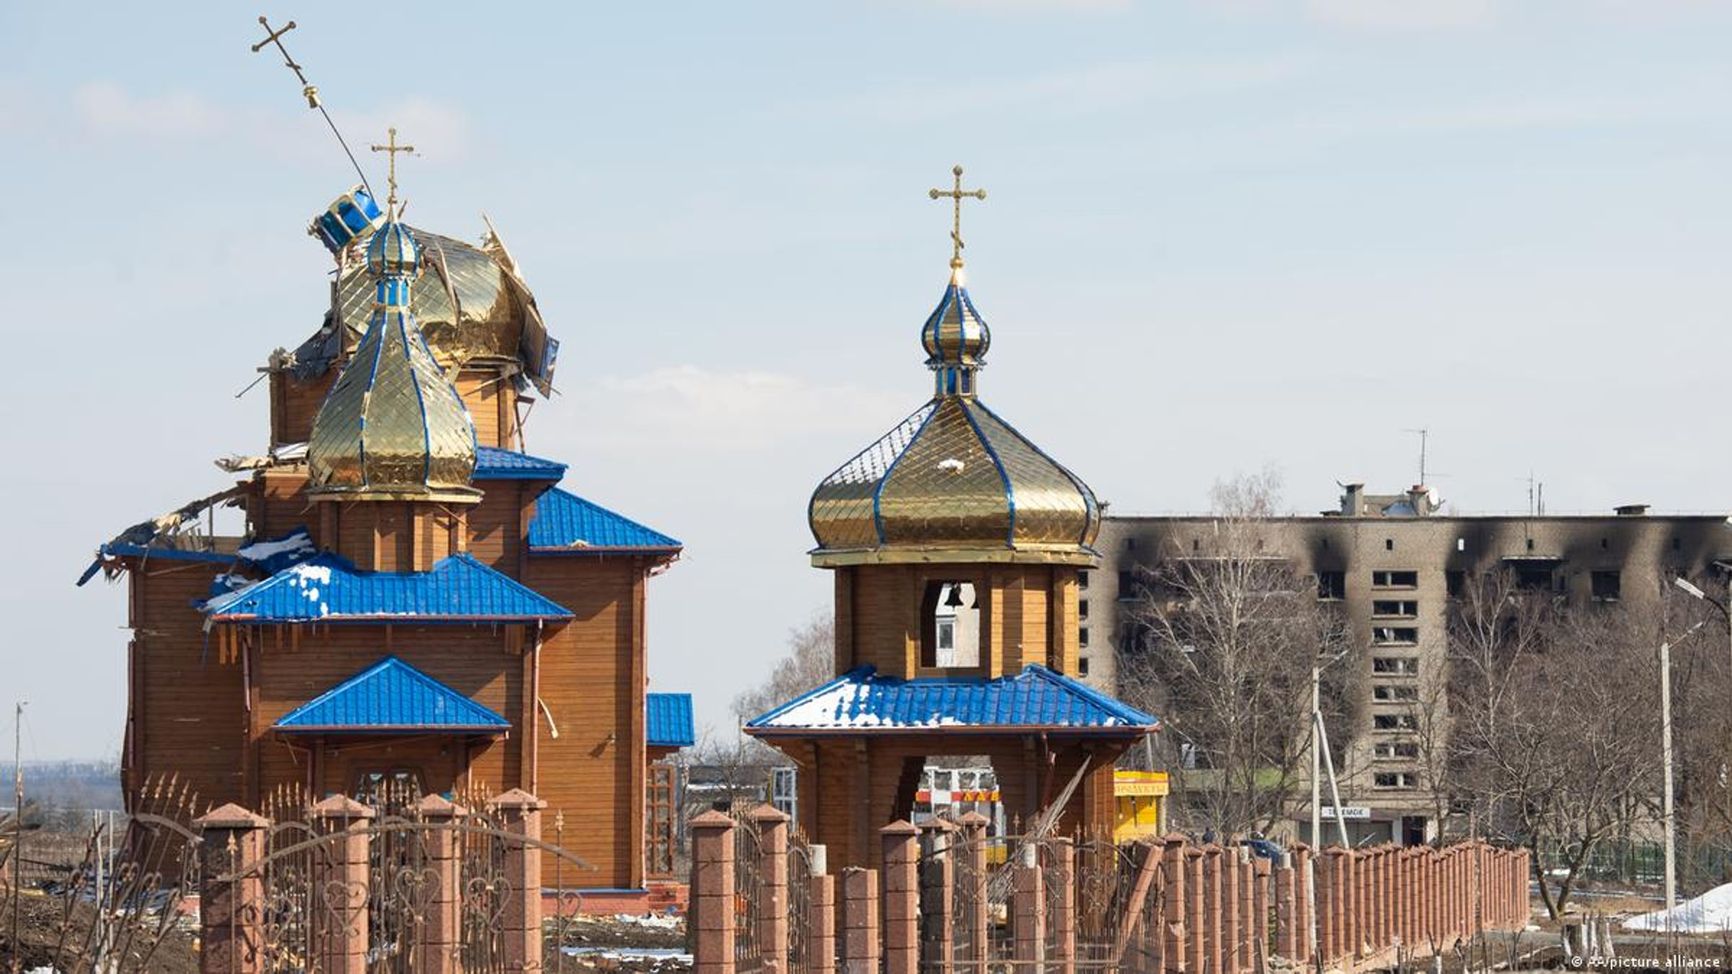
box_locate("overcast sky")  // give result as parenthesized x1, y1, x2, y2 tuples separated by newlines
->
(3, 0, 1730, 759)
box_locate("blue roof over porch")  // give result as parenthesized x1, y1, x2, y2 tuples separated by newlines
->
(743, 665, 1158, 734)
(273, 656, 512, 734)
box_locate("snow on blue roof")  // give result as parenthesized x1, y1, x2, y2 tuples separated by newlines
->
(745, 665, 1159, 734)
(274, 656, 511, 733)
(647, 693, 695, 748)
(474, 446, 568, 481)
(528, 487, 681, 553)
(202, 552, 572, 623)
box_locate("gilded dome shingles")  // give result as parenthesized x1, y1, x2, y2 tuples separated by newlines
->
(807, 279, 1100, 567)
(309, 223, 480, 503)
(335, 227, 556, 395)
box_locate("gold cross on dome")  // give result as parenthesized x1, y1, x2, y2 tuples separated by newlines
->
(928, 165, 987, 272)
(369, 126, 416, 217)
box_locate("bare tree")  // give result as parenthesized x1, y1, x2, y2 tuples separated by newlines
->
(732, 613, 835, 726)
(1444, 571, 1662, 919)
(1117, 470, 1361, 839)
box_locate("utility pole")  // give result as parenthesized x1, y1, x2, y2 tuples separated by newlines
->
(10, 700, 23, 974)
(1661, 632, 1686, 931)
(1311, 666, 1321, 847)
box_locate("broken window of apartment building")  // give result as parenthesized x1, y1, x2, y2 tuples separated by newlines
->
(1372, 656, 1420, 676)
(1316, 571, 1346, 601)
(1591, 570, 1621, 602)
(1371, 626, 1419, 645)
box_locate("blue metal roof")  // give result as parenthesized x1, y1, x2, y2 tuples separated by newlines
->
(274, 656, 511, 734)
(744, 665, 1158, 734)
(647, 693, 695, 748)
(528, 487, 681, 553)
(202, 552, 572, 623)
(474, 446, 569, 481)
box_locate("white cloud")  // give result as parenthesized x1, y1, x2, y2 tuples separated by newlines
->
(67, 81, 469, 162)
(561, 365, 908, 453)
(328, 98, 471, 164)
(74, 82, 225, 138)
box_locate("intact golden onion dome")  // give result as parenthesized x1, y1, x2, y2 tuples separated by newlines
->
(807, 274, 1100, 567)
(307, 221, 480, 503)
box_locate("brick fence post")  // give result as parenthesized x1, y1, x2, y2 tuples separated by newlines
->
(1324, 846, 1348, 965)
(691, 811, 736, 974)
(492, 790, 547, 973)
(882, 821, 920, 974)
(1185, 846, 1205, 974)
(1393, 848, 1406, 953)
(1293, 844, 1314, 965)
(1221, 847, 1238, 974)
(1162, 836, 1188, 974)
(918, 821, 954, 974)
(308, 795, 374, 974)
(1344, 847, 1360, 961)
(196, 803, 268, 974)
(1252, 858, 1271, 967)
(842, 867, 880, 974)
(1051, 836, 1076, 974)
(1012, 843, 1044, 970)
(1273, 853, 1295, 961)
(810, 845, 836, 974)
(1428, 849, 1442, 950)
(1238, 855, 1254, 974)
(415, 794, 467, 974)
(959, 812, 990, 966)
(752, 805, 791, 974)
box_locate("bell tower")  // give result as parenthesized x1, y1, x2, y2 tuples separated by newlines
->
(748, 168, 1154, 868)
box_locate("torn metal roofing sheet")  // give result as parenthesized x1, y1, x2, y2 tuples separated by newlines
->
(274, 656, 511, 734)
(202, 552, 572, 623)
(744, 665, 1158, 734)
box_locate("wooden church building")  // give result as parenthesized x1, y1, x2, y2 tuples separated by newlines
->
(744, 169, 1159, 869)
(80, 178, 691, 894)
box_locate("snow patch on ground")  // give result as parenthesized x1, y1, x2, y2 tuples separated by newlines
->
(1623, 882, 1732, 933)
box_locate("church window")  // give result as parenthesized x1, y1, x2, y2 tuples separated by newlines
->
(922, 580, 981, 669)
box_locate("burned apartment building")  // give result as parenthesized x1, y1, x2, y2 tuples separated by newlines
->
(1078, 482, 1732, 847)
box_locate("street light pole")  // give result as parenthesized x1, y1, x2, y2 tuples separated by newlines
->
(1660, 633, 1678, 924)
(1658, 617, 1704, 929)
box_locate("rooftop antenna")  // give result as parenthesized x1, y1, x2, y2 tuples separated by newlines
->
(1402, 428, 1429, 485)
(250, 15, 375, 200)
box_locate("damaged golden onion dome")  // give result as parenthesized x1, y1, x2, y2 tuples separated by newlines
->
(299, 199, 559, 396)
(340, 225, 556, 393)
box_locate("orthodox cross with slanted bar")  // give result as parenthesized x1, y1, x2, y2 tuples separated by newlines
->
(370, 127, 416, 217)
(928, 165, 987, 271)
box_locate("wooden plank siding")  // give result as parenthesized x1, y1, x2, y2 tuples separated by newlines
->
(523, 556, 649, 890)
(128, 561, 248, 812)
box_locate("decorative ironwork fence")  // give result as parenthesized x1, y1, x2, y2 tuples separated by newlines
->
(0, 777, 203, 974)
(0, 779, 595, 974)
